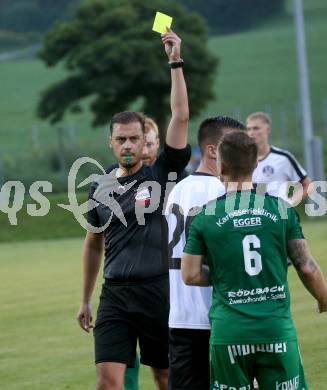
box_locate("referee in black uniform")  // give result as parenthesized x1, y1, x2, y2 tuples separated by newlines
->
(77, 30, 191, 390)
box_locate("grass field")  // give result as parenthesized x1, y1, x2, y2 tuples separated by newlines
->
(1, 2, 326, 388)
(1, 220, 327, 389)
(0, 192, 86, 243)
(0, 0, 327, 163)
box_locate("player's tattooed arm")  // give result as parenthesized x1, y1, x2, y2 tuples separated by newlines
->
(287, 239, 318, 273)
(288, 239, 327, 312)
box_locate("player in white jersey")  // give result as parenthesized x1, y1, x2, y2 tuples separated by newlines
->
(247, 112, 311, 204)
(165, 116, 245, 389)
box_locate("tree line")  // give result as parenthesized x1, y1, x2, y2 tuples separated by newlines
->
(0, 0, 285, 34)
(0, 0, 78, 33)
(37, 0, 286, 137)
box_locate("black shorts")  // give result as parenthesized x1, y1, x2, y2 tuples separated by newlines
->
(169, 328, 210, 390)
(94, 275, 169, 369)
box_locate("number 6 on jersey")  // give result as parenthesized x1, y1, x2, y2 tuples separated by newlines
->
(242, 234, 262, 276)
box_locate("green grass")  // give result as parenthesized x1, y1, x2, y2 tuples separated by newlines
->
(1, 2, 326, 388)
(0, 192, 87, 243)
(0, 220, 327, 389)
(0, 237, 154, 389)
(0, 0, 327, 163)
(289, 220, 327, 387)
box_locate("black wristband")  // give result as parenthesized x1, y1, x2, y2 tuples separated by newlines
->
(169, 59, 184, 69)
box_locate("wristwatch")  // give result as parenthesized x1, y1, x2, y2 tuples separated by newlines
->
(169, 59, 184, 69)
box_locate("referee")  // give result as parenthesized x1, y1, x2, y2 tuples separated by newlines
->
(76, 30, 191, 390)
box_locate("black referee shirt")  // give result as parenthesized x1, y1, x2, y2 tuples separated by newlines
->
(88, 143, 191, 282)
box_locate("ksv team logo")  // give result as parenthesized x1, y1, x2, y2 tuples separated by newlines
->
(262, 165, 274, 177)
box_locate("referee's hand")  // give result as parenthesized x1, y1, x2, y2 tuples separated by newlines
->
(77, 302, 93, 333)
(162, 29, 182, 62)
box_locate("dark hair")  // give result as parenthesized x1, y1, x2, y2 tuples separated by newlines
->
(110, 111, 145, 134)
(197, 116, 245, 154)
(218, 131, 257, 179)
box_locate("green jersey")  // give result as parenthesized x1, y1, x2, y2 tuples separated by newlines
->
(184, 190, 304, 345)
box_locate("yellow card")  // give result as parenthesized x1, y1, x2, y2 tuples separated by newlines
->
(152, 11, 172, 34)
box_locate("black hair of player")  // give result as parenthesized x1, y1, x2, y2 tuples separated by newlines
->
(197, 115, 246, 154)
(110, 111, 146, 135)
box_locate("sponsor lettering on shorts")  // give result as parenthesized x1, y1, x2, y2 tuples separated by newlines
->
(227, 343, 287, 365)
(275, 375, 301, 389)
(212, 382, 251, 390)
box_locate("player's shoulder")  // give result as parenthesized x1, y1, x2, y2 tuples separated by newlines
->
(263, 191, 287, 206)
(262, 192, 299, 219)
(106, 163, 118, 173)
(270, 146, 307, 178)
(156, 143, 192, 166)
(166, 174, 208, 206)
(167, 174, 193, 195)
(203, 193, 227, 212)
(170, 173, 219, 193)
(166, 174, 225, 217)
(270, 146, 299, 164)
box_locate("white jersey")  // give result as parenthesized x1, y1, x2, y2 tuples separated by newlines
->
(165, 173, 225, 329)
(252, 146, 307, 200)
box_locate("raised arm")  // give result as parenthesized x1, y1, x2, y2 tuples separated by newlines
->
(288, 238, 327, 312)
(162, 30, 189, 149)
(181, 253, 211, 287)
(76, 232, 104, 332)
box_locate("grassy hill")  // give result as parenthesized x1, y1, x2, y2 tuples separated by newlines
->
(0, 0, 326, 167)
(195, 0, 327, 159)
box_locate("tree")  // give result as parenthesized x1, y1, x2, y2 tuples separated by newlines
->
(181, 0, 286, 34)
(37, 0, 218, 139)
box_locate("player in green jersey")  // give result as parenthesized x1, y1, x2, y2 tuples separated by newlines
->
(181, 130, 327, 390)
